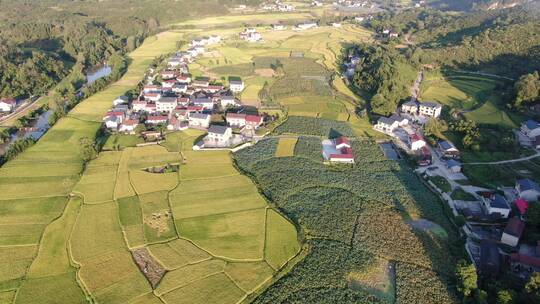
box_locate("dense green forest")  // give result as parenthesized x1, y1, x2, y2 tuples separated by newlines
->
(0, 0, 260, 99)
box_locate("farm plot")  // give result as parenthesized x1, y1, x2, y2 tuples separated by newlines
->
(147, 239, 210, 270)
(275, 137, 298, 157)
(74, 151, 121, 203)
(16, 198, 86, 303)
(139, 191, 177, 243)
(70, 202, 151, 303)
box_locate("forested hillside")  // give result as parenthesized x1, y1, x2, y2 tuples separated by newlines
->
(352, 4, 540, 115)
(0, 0, 259, 99)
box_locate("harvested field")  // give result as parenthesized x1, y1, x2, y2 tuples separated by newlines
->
(131, 248, 166, 288)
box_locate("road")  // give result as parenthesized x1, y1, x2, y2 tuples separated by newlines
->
(464, 151, 540, 165)
(0, 96, 42, 126)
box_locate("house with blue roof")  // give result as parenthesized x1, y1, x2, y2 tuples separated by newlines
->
(446, 159, 462, 173)
(521, 120, 540, 139)
(516, 178, 540, 202)
(481, 193, 510, 218)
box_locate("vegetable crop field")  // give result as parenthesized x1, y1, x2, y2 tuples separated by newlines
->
(235, 135, 461, 303)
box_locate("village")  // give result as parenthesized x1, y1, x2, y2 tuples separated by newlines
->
(342, 50, 540, 284)
(101, 34, 269, 149)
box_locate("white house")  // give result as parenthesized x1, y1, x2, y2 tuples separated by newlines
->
(156, 97, 177, 113)
(118, 119, 139, 134)
(438, 140, 460, 159)
(321, 136, 355, 164)
(132, 100, 147, 112)
(354, 16, 365, 22)
(481, 194, 511, 218)
(161, 70, 178, 79)
(105, 116, 121, 130)
(143, 85, 161, 94)
(418, 102, 442, 118)
(408, 134, 426, 151)
(146, 115, 168, 125)
(271, 24, 286, 30)
(188, 113, 211, 129)
(177, 75, 191, 84)
(229, 79, 245, 93)
(112, 96, 129, 106)
(220, 96, 238, 108)
(192, 98, 214, 110)
(245, 115, 264, 130)
(226, 113, 246, 127)
(161, 79, 177, 89)
(501, 217, 525, 247)
(401, 100, 418, 115)
(206, 125, 233, 144)
(332, 22, 342, 27)
(167, 116, 188, 131)
(167, 58, 183, 67)
(521, 120, 540, 139)
(0, 98, 16, 112)
(516, 178, 540, 202)
(172, 84, 188, 94)
(375, 117, 399, 133)
(296, 22, 318, 30)
(143, 92, 162, 102)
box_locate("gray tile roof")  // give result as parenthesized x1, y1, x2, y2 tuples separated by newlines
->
(208, 125, 229, 135)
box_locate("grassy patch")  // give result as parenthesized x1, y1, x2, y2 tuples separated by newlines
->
(450, 188, 477, 201)
(428, 175, 452, 193)
(264, 209, 300, 270)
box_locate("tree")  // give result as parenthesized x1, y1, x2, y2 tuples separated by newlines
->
(79, 137, 98, 162)
(497, 289, 517, 304)
(456, 260, 478, 298)
(527, 200, 540, 227)
(514, 71, 540, 107)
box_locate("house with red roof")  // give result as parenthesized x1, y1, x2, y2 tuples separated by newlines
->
(0, 98, 16, 112)
(146, 115, 168, 125)
(143, 92, 161, 102)
(161, 70, 178, 80)
(514, 198, 529, 216)
(143, 85, 161, 94)
(119, 119, 139, 133)
(132, 100, 147, 112)
(245, 115, 263, 129)
(226, 113, 246, 127)
(322, 136, 355, 164)
(408, 133, 426, 151)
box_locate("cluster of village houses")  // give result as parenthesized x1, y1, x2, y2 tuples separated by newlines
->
(261, 1, 295, 12)
(102, 35, 265, 148)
